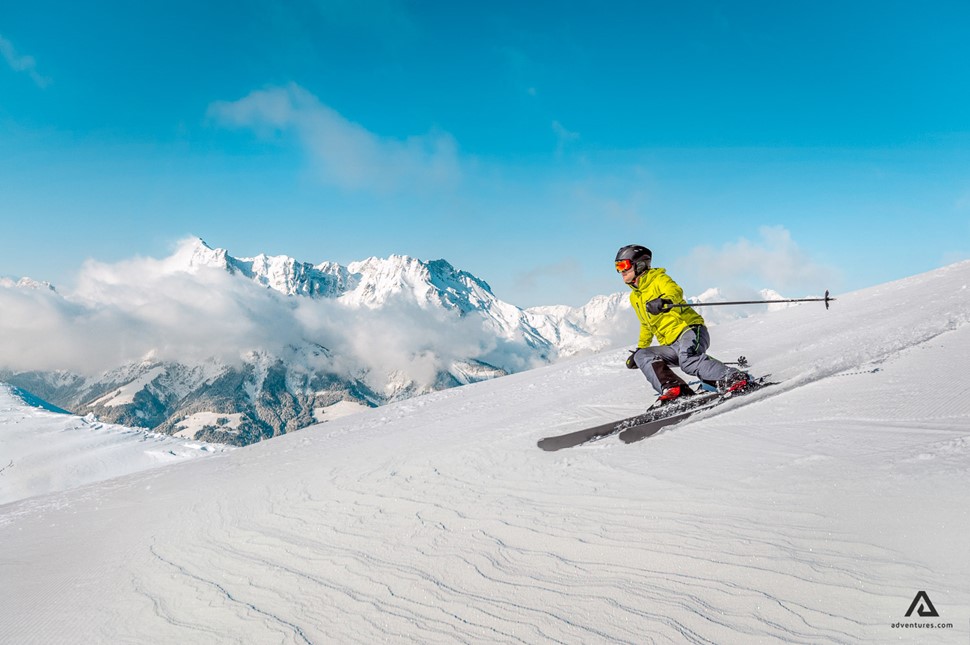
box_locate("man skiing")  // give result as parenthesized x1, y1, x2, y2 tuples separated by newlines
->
(616, 244, 748, 404)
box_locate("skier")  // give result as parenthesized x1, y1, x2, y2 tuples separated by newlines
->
(616, 244, 748, 404)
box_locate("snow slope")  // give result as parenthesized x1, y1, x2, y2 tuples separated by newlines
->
(0, 385, 230, 505)
(2, 261, 969, 643)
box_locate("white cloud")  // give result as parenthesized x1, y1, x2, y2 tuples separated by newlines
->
(208, 83, 461, 194)
(0, 257, 299, 374)
(0, 35, 50, 88)
(677, 225, 839, 295)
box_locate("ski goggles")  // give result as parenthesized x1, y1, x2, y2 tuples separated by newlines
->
(615, 259, 634, 272)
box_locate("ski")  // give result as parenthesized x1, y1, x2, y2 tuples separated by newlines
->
(536, 376, 775, 451)
(618, 378, 776, 444)
(536, 391, 722, 451)
(617, 403, 719, 443)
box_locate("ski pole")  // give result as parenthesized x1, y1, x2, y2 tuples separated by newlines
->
(664, 290, 835, 310)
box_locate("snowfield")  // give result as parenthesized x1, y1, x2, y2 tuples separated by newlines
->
(0, 385, 230, 506)
(2, 261, 970, 643)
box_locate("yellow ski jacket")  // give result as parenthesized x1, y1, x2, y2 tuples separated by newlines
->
(628, 268, 705, 347)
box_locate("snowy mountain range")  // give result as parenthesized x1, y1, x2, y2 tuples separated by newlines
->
(0, 239, 637, 445)
(3, 261, 969, 643)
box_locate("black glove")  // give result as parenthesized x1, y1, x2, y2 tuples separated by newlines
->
(645, 297, 674, 315)
(626, 349, 639, 369)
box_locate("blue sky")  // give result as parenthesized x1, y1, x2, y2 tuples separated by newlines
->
(1, 0, 968, 307)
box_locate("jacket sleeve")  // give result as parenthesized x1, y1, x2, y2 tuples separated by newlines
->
(630, 292, 655, 348)
(638, 323, 654, 348)
(655, 272, 686, 303)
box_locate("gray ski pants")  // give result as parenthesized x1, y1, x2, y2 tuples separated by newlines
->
(633, 325, 739, 394)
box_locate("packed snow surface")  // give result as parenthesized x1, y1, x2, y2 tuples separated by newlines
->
(2, 261, 970, 643)
(0, 385, 230, 505)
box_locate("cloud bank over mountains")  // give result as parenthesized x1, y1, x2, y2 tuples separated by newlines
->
(1, 239, 584, 375)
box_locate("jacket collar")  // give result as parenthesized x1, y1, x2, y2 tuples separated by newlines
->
(628, 267, 660, 291)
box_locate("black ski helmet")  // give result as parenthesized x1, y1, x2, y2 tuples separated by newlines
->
(615, 244, 652, 276)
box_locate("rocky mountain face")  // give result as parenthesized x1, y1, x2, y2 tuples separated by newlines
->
(1, 239, 634, 445)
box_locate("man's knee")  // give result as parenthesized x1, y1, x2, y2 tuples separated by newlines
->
(678, 351, 704, 375)
(634, 348, 661, 369)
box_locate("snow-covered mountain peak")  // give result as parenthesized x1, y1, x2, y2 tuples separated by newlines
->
(0, 276, 57, 291)
(163, 237, 231, 274)
(340, 255, 495, 312)
(164, 242, 489, 307)
(342, 255, 437, 308)
(153, 244, 537, 331)
(163, 238, 348, 297)
(426, 258, 495, 298)
(231, 251, 348, 298)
